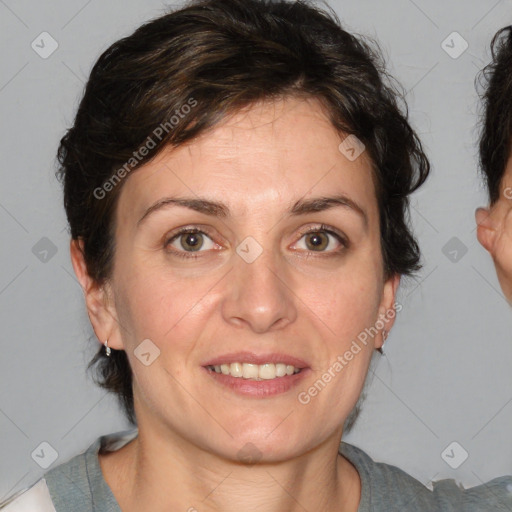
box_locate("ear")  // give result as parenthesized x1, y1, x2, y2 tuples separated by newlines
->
(70, 239, 124, 350)
(475, 207, 497, 254)
(375, 273, 401, 349)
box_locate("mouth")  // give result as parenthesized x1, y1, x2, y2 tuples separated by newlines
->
(202, 352, 309, 397)
(205, 362, 302, 380)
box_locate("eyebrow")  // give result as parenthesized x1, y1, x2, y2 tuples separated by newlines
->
(137, 194, 368, 228)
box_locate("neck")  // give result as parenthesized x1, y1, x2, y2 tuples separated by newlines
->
(99, 423, 361, 512)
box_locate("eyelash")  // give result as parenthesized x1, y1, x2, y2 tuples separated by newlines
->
(164, 224, 349, 260)
(165, 227, 214, 260)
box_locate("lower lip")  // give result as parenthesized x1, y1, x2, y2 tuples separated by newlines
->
(202, 367, 310, 397)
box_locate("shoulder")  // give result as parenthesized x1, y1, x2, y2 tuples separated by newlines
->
(0, 479, 56, 512)
(43, 429, 136, 511)
(340, 442, 512, 511)
(1, 429, 137, 512)
(0, 446, 92, 512)
(432, 475, 512, 511)
(341, 442, 438, 510)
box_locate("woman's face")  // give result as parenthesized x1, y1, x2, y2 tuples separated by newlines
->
(89, 96, 398, 460)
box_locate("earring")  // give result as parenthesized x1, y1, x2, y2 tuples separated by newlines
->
(377, 329, 388, 355)
(104, 339, 111, 357)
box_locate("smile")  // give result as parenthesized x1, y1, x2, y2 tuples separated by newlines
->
(206, 362, 301, 380)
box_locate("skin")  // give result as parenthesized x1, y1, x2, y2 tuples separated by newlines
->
(476, 153, 512, 303)
(71, 95, 399, 512)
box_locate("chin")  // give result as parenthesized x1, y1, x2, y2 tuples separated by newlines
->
(216, 419, 306, 462)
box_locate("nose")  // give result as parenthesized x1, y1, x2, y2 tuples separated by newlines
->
(220, 244, 298, 333)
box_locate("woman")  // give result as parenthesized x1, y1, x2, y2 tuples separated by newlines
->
(2, 0, 511, 510)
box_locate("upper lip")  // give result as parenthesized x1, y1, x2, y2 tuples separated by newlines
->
(202, 351, 309, 369)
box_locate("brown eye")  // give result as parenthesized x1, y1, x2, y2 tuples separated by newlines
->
(293, 226, 347, 255)
(166, 228, 216, 255)
(305, 232, 329, 251)
(179, 232, 204, 251)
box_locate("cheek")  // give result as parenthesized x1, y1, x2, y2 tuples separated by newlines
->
(113, 258, 222, 349)
(300, 266, 383, 343)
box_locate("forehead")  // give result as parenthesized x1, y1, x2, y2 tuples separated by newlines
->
(117, 96, 378, 222)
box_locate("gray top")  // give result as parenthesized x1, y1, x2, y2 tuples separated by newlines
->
(6, 429, 512, 511)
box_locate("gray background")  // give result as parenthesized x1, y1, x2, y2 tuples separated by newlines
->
(1, 0, 512, 501)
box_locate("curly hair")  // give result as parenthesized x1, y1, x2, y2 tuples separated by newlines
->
(56, 0, 430, 425)
(478, 25, 512, 204)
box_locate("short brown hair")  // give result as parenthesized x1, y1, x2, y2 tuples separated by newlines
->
(57, 0, 430, 424)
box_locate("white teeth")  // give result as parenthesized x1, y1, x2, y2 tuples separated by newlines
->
(259, 363, 275, 380)
(208, 362, 302, 380)
(275, 363, 287, 377)
(230, 362, 243, 377)
(242, 363, 259, 379)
